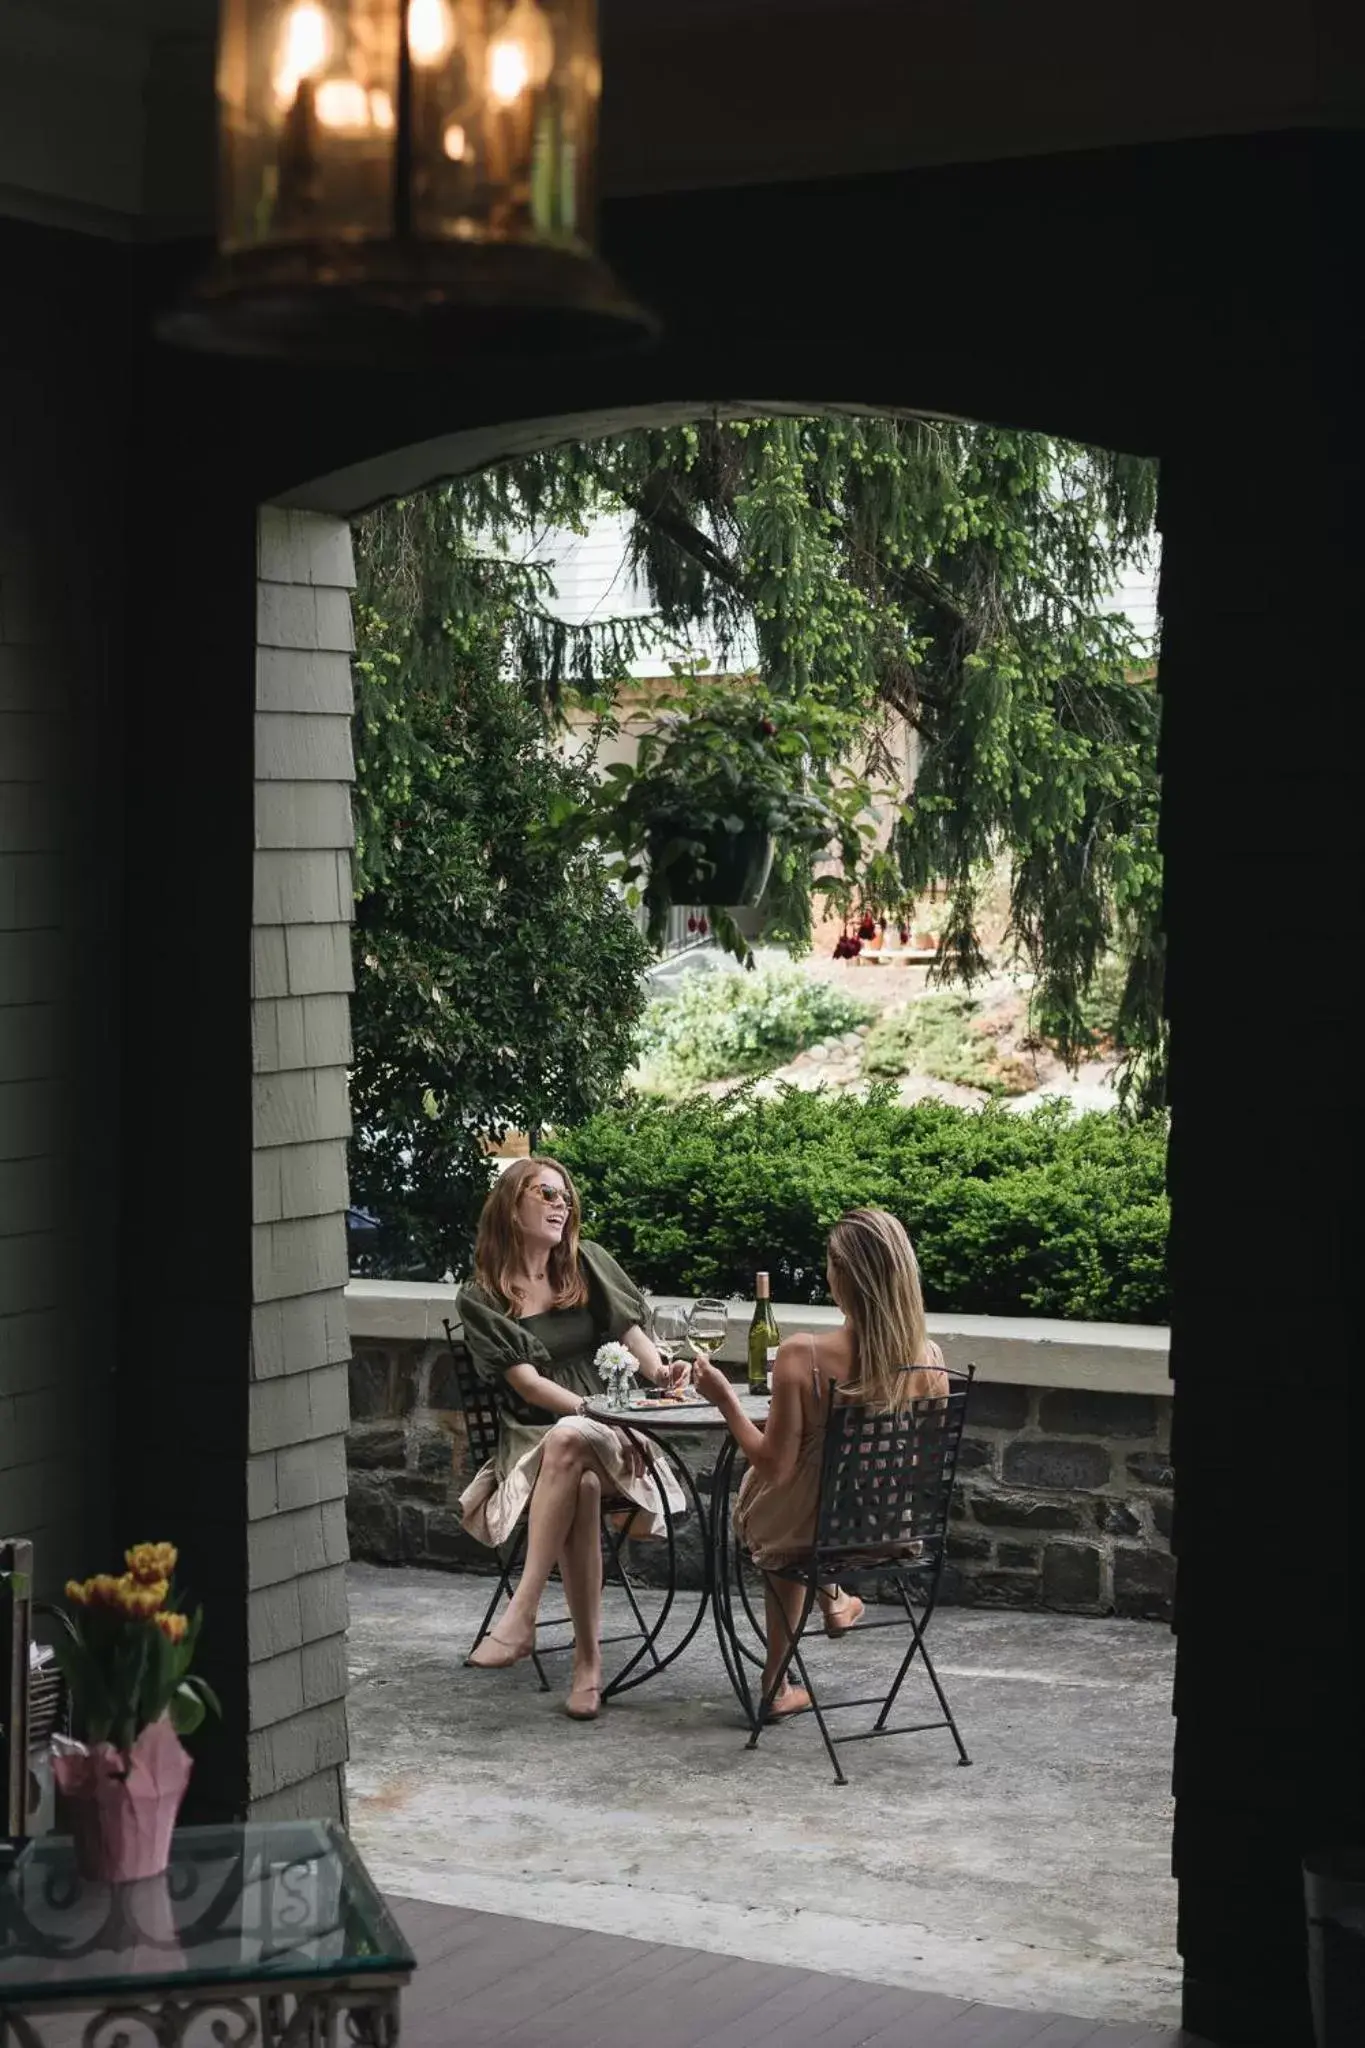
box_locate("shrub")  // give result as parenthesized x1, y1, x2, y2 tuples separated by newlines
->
(633, 965, 873, 1090)
(861, 990, 1032, 1094)
(552, 1089, 1169, 1323)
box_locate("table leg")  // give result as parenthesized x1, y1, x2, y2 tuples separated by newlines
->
(601, 1424, 713, 1700)
(710, 1437, 761, 1731)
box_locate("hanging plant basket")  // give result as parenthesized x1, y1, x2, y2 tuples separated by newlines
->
(655, 823, 775, 909)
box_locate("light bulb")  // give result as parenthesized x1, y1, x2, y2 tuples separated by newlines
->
(442, 121, 467, 160)
(272, 1, 332, 106)
(315, 76, 370, 129)
(407, 0, 455, 68)
(370, 89, 396, 129)
(487, 0, 554, 103)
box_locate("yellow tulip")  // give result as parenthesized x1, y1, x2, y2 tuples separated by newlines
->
(125, 1542, 178, 1586)
(154, 1610, 189, 1644)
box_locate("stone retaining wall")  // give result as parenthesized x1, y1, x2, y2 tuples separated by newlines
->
(343, 1302, 1174, 1622)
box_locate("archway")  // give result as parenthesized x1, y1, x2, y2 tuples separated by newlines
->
(110, 132, 1365, 2048)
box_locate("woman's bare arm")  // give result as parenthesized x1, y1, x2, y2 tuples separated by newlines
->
(504, 1362, 588, 1417)
(694, 1340, 807, 1486)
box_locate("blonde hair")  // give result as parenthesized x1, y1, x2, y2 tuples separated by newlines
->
(471, 1156, 589, 1316)
(827, 1208, 943, 1413)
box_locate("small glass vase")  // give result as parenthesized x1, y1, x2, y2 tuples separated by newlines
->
(605, 1365, 633, 1412)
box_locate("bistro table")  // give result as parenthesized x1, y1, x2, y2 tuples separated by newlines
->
(0, 1819, 414, 2046)
(583, 1388, 770, 1725)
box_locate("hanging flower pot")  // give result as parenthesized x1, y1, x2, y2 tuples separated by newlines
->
(655, 822, 775, 910)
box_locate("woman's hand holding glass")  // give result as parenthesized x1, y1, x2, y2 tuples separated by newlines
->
(650, 1304, 695, 1390)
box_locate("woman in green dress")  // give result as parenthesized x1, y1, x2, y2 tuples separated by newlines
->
(457, 1155, 686, 1720)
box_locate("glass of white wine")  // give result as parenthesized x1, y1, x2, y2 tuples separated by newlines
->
(687, 1297, 730, 1377)
(651, 1304, 691, 1391)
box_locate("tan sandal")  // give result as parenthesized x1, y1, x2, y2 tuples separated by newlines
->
(466, 1627, 533, 1671)
(822, 1593, 865, 1638)
(761, 1684, 812, 1722)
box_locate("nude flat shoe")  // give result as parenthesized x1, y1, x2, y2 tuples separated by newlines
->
(466, 1627, 534, 1671)
(564, 1683, 602, 1721)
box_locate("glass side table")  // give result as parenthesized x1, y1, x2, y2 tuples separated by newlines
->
(0, 1819, 415, 2046)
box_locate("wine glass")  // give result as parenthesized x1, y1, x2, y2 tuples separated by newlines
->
(652, 1304, 691, 1390)
(687, 1298, 730, 1378)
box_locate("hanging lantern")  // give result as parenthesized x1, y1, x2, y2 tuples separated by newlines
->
(160, 0, 654, 363)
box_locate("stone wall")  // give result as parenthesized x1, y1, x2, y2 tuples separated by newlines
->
(947, 1380, 1173, 1619)
(346, 1335, 484, 1573)
(344, 1310, 1175, 1622)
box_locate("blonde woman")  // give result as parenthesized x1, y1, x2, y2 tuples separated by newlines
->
(692, 1208, 948, 1720)
(456, 1156, 686, 1721)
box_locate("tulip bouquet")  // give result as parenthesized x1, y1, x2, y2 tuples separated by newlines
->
(52, 1542, 219, 1880)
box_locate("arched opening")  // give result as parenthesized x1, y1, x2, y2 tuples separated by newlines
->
(94, 132, 1364, 2048)
(254, 399, 1174, 2028)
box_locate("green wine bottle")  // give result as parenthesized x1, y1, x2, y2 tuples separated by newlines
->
(747, 1271, 781, 1393)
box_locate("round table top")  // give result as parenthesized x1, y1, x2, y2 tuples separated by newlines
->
(583, 1389, 770, 1430)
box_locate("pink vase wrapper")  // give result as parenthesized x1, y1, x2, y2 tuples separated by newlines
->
(52, 1718, 193, 1883)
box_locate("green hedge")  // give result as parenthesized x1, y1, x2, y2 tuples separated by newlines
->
(552, 1088, 1169, 1323)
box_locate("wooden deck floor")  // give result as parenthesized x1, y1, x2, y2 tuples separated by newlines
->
(388, 1896, 1206, 2048)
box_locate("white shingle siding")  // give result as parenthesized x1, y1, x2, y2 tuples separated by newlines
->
(518, 508, 1160, 678)
(248, 507, 357, 1824)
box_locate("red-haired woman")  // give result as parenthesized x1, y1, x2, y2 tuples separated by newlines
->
(457, 1156, 685, 1720)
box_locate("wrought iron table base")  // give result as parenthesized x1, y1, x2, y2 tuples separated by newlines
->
(0, 1974, 405, 2048)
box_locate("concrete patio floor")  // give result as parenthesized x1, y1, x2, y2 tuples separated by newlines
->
(345, 1563, 1179, 2029)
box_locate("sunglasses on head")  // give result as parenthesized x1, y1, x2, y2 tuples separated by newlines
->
(524, 1182, 570, 1209)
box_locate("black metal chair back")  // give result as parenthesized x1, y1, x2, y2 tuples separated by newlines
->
(812, 1363, 974, 1579)
(442, 1318, 501, 1474)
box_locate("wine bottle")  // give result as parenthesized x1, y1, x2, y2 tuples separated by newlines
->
(747, 1271, 781, 1393)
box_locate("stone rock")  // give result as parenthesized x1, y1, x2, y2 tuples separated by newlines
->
(967, 1382, 1031, 1431)
(413, 1425, 456, 1478)
(1043, 1541, 1103, 1610)
(1113, 1545, 1176, 1620)
(345, 1421, 406, 1469)
(1003, 1440, 1111, 1490)
(1095, 1499, 1142, 1537)
(955, 1437, 994, 1474)
(622, 1516, 706, 1592)
(955, 1570, 1039, 1608)
(426, 1347, 464, 1413)
(421, 1509, 490, 1571)
(839, 1031, 865, 1052)
(348, 1349, 395, 1421)
(1038, 1390, 1160, 1439)
(1152, 1498, 1174, 1543)
(972, 1493, 1083, 1532)
(997, 1542, 1037, 1570)
(946, 1530, 992, 1562)
(392, 1473, 448, 1504)
(1126, 1452, 1174, 1488)
(345, 1475, 400, 1563)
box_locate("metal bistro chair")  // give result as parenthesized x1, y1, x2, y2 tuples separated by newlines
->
(441, 1319, 674, 1691)
(747, 1362, 975, 1784)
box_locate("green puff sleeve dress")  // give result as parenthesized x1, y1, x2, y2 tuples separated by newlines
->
(455, 1240, 685, 1547)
